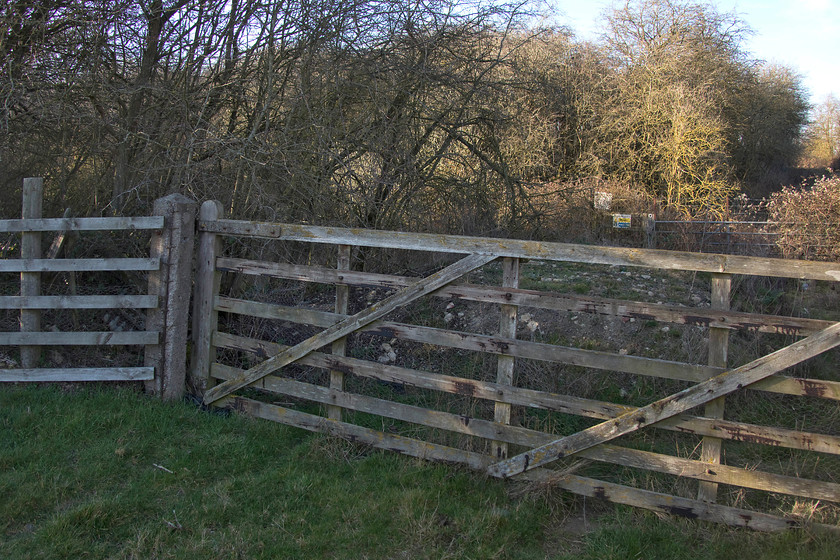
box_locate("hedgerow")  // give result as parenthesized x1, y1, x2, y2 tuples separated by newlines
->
(768, 174, 840, 261)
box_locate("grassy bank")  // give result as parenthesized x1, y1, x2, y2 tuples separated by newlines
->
(1, 385, 837, 559)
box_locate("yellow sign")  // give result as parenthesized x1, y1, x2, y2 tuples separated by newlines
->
(613, 214, 632, 229)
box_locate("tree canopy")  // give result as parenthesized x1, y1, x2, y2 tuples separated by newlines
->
(0, 0, 813, 230)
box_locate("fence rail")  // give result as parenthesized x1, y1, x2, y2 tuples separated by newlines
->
(0, 216, 164, 232)
(201, 219, 840, 281)
(190, 200, 840, 532)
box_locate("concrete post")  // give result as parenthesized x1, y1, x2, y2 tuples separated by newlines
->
(144, 194, 197, 400)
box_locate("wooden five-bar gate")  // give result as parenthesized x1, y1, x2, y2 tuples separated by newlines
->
(3, 182, 839, 531)
(191, 200, 840, 532)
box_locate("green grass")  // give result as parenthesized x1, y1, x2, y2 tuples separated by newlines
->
(1, 385, 838, 559)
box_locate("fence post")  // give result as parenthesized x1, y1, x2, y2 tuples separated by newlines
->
(144, 193, 197, 400)
(492, 256, 520, 459)
(643, 214, 656, 249)
(20, 178, 43, 368)
(190, 200, 224, 397)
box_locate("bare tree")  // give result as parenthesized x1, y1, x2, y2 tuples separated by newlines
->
(804, 95, 840, 168)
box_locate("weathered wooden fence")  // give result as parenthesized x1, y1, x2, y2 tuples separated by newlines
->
(5, 183, 839, 529)
(190, 200, 840, 532)
(0, 178, 196, 399)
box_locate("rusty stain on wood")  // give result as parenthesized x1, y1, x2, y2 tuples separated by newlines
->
(453, 380, 477, 397)
(797, 378, 828, 398)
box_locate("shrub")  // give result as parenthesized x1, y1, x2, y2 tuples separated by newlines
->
(768, 174, 840, 261)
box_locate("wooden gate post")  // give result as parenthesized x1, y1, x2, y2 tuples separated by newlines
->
(643, 214, 656, 249)
(20, 178, 43, 368)
(190, 200, 224, 396)
(144, 194, 197, 400)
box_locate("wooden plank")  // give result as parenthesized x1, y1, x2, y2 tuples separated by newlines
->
(748, 375, 840, 400)
(0, 295, 158, 309)
(215, 258, 409, 291)
(190, 200, 225, 395)
(0, 331, 158, 346)
(20, 178, 43, 368)
(216, 259, 833, 336)
(488, 321, 840, 478)
(477, 288, 832, 337)
(223, 392, 827, 532)
(211, 363, 840, 503)
(0, 216, 164, 232)
(222, 396, 490, 470)
(517, 470, 819, 533)
(0, 367, 154, 382)
(203, 253, 496, 404)
(215, 298, 720, 381)
(329, 244, 351, 421)
(699, 273, 731, 502)
(493, 257, 519, 460)
(215, 298, 840, 401)
(202, 219, 840, 281)
(370, 322, 721, 381)
(213, 331, 840, 456)
(583, 444, 840, 503)
(0, 258, 160, 272)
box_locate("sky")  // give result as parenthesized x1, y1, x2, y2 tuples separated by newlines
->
(552, 0, 839, 108)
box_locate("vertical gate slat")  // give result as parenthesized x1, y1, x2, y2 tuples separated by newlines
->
(698, 273, 731, 502)
(492, 257, 519, 459)
(329, 245, 351, 420)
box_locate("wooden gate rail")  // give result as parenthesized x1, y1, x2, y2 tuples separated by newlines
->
(0, 295, 159, 309)
(0, 217, 165, 232)
(0, 179, 196, 398)
(210, 331, 840, 455)
(488, 322, 840, 478)
(192, 203, 840, 531)
(0, 258, 160, 272)
(214, 296, 840, 401)
(215, 370, 840, 503)
(203, 253, 495, 404)
(215, 257, 835, 336)
(208, 335, 840, 503)
(223, 394, 809, 532)
(200, 219, 840, 281)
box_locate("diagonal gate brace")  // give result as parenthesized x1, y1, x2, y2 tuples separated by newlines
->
(488, 321, 840, 479)
(204, 253, 496, 405)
